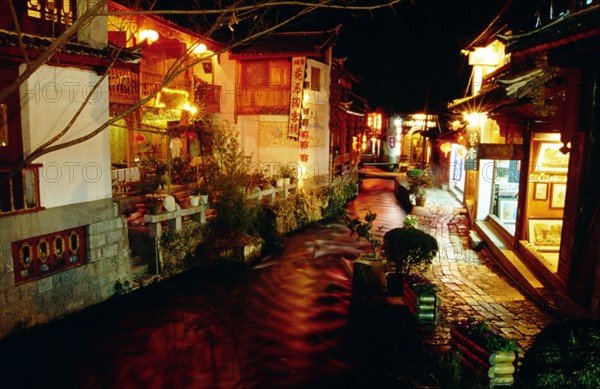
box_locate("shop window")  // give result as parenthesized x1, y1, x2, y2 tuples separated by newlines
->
(12, 226, 87, 283)
(524, 135, 569, 272)
(491, 160, 520, 234)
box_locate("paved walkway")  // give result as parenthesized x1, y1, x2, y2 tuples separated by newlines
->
(398, 188, 557, 353)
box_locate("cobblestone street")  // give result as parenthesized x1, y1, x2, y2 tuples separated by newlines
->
(406, 188, 557, 354)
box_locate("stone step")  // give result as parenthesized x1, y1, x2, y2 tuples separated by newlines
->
(132, 263, 150, 279)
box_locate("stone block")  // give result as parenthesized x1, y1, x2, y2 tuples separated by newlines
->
(90, 276, 109, 289)
(88, 233, 106, 249)
(32, 294, 46, 310)
(52, 274, 63, 288)
(101, 244, 118, 259)
(47, 303, 65, 320)
(60, 270, 77, 286)
(106, 230, 124, 245)
(65, 297, 85, 312)
(72, 281, 90, 297)
(0, 273, 14, 289)
(89, 247, 103, 262)
(33, 277, 53, 294)
(47, 287, 73, 306)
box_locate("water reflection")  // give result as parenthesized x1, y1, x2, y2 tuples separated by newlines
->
(1, 177, 416, 389)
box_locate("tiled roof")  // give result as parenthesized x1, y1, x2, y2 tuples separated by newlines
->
(0, 30, 142, 62)
(498, 3, 600, 54)
(231, 26, 340, 58)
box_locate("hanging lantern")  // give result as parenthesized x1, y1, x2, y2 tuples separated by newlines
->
(134, 134, 146, 143)
(440, 142, 452, 157)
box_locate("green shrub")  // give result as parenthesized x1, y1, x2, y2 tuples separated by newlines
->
(382, 227, 438, 277)
(516, 319, 600, 389)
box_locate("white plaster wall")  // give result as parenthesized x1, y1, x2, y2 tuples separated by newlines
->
(20, 64, 111, 208)
(215, 52, 237, 127)
(304, 59, 331, 182)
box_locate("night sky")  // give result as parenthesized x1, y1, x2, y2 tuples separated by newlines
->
(151, 0, 505, 114)
(325, 0, 504, 114)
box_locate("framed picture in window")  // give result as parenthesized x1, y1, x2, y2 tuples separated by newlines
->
(533, 182, 548, 200)
(550, 183, 567, 209)
(498, 199, 518, 224)
(528, 219, 562, 251)
(535, 142, 569, 173)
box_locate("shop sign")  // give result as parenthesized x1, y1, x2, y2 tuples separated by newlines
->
(465, 126, 480, 171)
(288, 57, 306, 139)
(389, 136, 395, 149)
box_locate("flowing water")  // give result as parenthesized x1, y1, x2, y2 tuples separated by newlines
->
(1, 176, 429, 389)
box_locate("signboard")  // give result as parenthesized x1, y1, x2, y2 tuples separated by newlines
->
(288, 57, 306, 140)
(389, 136, 395, 149)
(465, 126, 480, 171)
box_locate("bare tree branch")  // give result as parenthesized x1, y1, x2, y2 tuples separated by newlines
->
(105, 0, 403, 16)
(0, 0, 110, 104)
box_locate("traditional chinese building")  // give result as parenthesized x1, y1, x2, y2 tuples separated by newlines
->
(227, 26, 341, 185)
(0, 0, 136, 337)
(447, 0, 600, 316)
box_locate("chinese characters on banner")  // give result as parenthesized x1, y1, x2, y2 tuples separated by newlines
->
(464, 126, 479, 171)
(289, 57, 306, 140)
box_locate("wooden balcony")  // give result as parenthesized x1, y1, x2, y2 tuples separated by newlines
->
(108, 69, 221, 112)
(0, 164, 43, 217)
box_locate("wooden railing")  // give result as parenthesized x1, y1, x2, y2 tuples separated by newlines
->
(196, 82, 221, 112)
(109, 69, 221, 112)
(0, 164, 43, 216)
(109, 67, 140, 104)
(141, 71, 191, 99)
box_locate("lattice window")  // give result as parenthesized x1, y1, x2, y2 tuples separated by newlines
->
(12, 226, 87, 283)
(27, 0, 73, 26)
(242, 62, 269, 88)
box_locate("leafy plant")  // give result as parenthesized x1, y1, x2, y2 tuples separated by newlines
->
(382, 226, 438, 277)
(516, 319, 600, 388)
(454, 317, 520, 352)
(403, 215, 419, 228)
(406, 168, 433, 198)
(323, 177, 357, 219)
(276, 163, 296, 179)
(406, 273, 439, 296)
(202, 119, 258, 242)
(344, 210, 382, 258)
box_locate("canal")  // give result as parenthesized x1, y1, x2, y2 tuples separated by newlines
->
(0, 177, 441, 389)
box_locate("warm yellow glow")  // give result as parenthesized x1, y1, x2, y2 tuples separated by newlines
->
(457, 145, 467, 158)
(367, 113, 382, 131)
(139, 29, 159, 44)
(464, 112, 487, 127)
(440, 142, 453, 157)
(155, 88, 190, 109)
(303, 93, 309, 103)
(469, 46, 501, 67)
(192, 43, 207, 54)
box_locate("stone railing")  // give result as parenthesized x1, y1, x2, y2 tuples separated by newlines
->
(142, 182, 298, 238)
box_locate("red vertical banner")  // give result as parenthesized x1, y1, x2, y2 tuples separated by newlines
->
(289, 57, 306, 139)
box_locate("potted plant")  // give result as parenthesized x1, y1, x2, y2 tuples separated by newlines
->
(277, 164, 296, 185)
(406, 168, 433, 206)
(451, 317, 520, 386)
(344, 210, 384, 294)
(403, 273, 439, 323)
(382, 224, 438, 296)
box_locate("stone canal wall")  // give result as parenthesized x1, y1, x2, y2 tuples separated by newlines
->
(0, 199, 131, 338)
